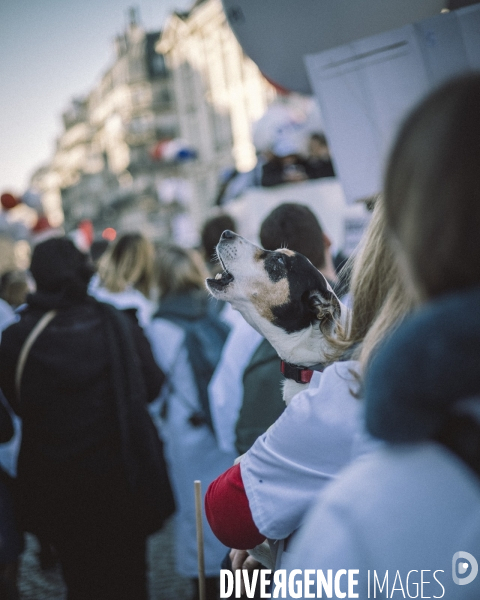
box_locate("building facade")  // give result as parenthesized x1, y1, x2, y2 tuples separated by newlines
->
(33, 2, 277, 241)
(33, 10, 180, 240)
(157, 0, 276, 227)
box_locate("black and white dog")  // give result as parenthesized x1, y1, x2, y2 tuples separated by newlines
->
(206, 230, 347, 404)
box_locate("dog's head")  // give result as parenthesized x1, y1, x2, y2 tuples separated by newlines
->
(206, 230, 344, 364)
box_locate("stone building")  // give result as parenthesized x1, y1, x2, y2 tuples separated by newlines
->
(33, 9, 180, 240)
(157, 0, 276, 226)
(33, 2, 278, 241)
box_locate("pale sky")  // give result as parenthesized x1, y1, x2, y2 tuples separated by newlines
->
(0, 0, 193, 195)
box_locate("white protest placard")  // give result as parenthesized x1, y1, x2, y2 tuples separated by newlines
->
(305, 5, 480, 203)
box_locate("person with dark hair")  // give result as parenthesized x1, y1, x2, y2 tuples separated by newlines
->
(0, 237, 171, 599)
(259, 203, 336, 280)
(283, 75, 480, 598)
(305, 132, 335, 179)
(200, 214, 237, 275)
(260, 202, 351, 298)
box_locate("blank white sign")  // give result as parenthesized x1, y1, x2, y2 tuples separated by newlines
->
(305, 5, 480, 203)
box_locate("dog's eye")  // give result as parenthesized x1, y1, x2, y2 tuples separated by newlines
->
(275, 254, 286, 265)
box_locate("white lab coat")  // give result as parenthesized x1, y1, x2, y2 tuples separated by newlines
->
(285, 442, 480, 599)
(240, 361, 378, 567)
(146, 317, 236, 577)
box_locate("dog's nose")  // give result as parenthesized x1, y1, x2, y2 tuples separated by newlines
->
(221, 230, 235, 240)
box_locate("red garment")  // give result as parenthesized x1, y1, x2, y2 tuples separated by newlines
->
(205, 463, 266, 550)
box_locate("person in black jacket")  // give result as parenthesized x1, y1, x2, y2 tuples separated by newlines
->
(0, 237, 169, 600)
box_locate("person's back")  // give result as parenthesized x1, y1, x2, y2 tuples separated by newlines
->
(146, 245, 235, 600)
(0, 301, 115, 464)
(0, 241, 116, 464)
(0, 237, 166, 600)
(154, 288, 229, 429)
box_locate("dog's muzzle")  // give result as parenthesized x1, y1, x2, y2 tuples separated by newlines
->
(205, 230, 236, 291)
(206, 269, 234, 291)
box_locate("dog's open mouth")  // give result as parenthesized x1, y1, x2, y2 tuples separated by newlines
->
(206, 269, 234, 291)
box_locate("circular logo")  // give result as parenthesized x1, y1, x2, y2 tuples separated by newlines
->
(452, 551, 478, 585)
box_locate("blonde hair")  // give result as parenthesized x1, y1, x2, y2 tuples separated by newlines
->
(327, 198, 416, 369)
(157, 245, 208, 300)
(97, 233, 155, 298)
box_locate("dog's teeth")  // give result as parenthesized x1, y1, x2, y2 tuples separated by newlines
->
(215, 273, 222, 280)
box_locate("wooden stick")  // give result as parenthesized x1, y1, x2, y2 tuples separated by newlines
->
(194, 480, 206, 600)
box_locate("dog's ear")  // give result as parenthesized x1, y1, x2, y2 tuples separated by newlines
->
(304, 289, 340, 331)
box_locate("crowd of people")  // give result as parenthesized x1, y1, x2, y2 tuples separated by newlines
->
(1, 73, 479, 600)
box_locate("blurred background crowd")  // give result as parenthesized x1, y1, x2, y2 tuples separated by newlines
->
(0, 1, 364, 277)
(1, 1, 479, 599)
(1, 3, 361, 597)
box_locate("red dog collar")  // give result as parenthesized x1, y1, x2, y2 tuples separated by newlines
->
(280, 360, 325, 384)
